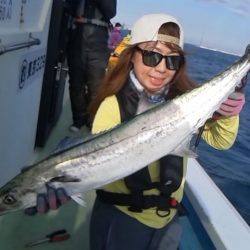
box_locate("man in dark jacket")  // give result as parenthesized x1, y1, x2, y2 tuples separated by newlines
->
(67, 0, 117, 131)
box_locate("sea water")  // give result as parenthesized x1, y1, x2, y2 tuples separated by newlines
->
(185, 44, 250, 225)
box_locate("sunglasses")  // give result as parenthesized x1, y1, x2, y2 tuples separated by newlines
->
(136, 47, 183, 70)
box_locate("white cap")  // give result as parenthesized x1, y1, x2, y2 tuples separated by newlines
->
(129, 14, 184, 49)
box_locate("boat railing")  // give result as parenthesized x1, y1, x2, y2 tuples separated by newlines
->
(0, 34, 40, 56)
(185, 158, 250, 250)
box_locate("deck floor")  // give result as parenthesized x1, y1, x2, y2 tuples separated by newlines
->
(0, 83, 95, 250)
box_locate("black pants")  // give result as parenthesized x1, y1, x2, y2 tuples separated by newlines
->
(67, 25, 109, 127)
(90, 198, 182, 250)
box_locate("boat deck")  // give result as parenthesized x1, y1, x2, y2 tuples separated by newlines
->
(0, 84, 95, 250)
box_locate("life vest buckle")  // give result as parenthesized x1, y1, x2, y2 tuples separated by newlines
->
(128, 191, 144, 213)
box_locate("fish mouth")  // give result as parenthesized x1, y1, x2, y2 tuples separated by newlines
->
(0, 206, 18, 216)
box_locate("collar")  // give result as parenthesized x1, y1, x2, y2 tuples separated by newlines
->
(129, 70, 144, 93)
(129, 70, 169, 103)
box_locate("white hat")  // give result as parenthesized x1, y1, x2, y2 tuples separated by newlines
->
(129, 14, 184, 49)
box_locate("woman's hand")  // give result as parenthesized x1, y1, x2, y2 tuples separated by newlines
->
(24, 185, 71, 215)
(215, 92, 245, 118)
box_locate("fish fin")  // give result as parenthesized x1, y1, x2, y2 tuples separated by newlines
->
(52, 133, 100, 155)
(53, 136, 86, 154)
(181, 147, 198, 158)
(171, 134, 198, 158)
(71, 194, 86, 207)
(49, 175, 81, 183)
(171, 147, 198, 158)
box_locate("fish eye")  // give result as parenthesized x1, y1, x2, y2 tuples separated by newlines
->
(3, 194, 16, 205)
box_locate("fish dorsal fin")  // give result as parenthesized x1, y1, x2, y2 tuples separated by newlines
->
(49, 175, 81, 183)
(171, 134, 198, 158)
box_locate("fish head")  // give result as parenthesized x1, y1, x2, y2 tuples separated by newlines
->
(0, 173, 41, 216)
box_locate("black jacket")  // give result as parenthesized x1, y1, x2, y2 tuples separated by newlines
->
(67, 0, 116, 21)
(67, 0, 117, 52)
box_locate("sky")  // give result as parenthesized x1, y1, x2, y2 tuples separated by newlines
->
(111, 0, 250, 55)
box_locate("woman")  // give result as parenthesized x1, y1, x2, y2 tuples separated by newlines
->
(88, 14, 243, 250)
(25, 13, 245, 250)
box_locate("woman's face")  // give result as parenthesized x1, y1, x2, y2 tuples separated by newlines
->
(132, 41, 179, 94)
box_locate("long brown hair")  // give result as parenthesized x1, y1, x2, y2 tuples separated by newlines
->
(89, 22, 197, 121)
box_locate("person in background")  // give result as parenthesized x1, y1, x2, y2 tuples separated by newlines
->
(108, 22, 123, 53)
(107, 32, 131, 72)
(66, 0, 117, 132)
(25, 13, 246, 250)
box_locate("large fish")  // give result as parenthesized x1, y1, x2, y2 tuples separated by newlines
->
(0, 45, 249, 216)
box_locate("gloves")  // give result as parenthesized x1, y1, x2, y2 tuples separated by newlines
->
(214, 92, 245, 118)
(24, 185, 71, 216)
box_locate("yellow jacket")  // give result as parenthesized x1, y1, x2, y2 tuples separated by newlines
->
(107, 34, 131, 72)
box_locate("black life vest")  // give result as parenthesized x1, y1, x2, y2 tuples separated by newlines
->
(96, 78, 184, 216)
